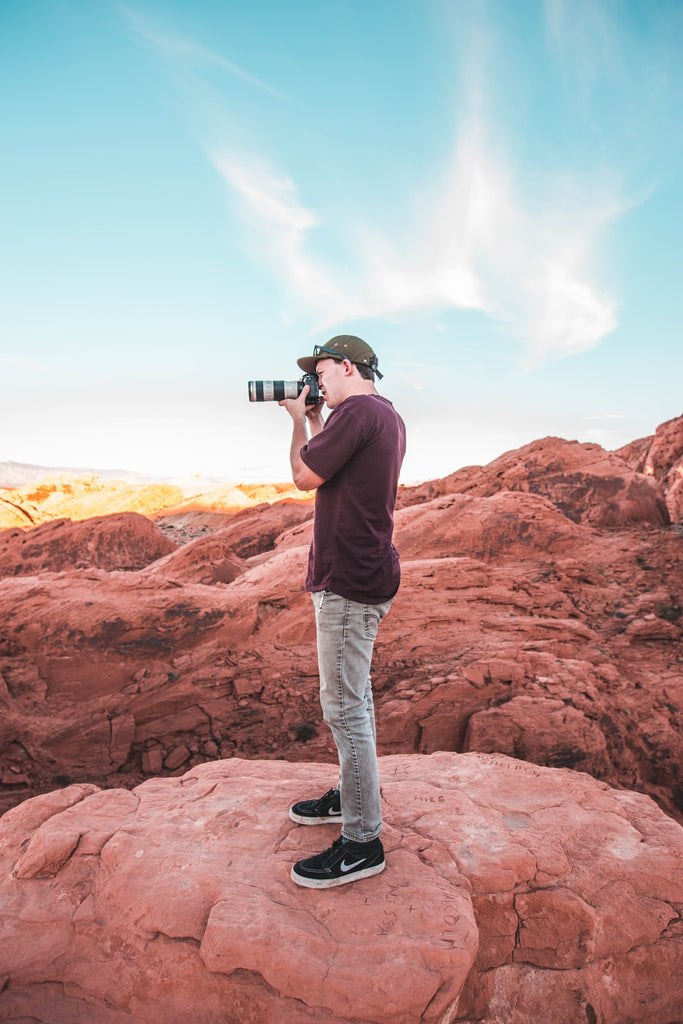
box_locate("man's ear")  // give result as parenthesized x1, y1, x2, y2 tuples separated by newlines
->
(341, 359, 355, 376)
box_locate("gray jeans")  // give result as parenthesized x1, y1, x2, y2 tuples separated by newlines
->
(311, 590, 393, 843)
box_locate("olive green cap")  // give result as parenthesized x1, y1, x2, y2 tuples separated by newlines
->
(297, 335, 383, 379)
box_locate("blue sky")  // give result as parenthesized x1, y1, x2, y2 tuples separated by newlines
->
(1, 0, 681, 483)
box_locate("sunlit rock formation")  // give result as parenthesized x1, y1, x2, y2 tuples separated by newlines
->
(0, 754, 681, 1023)
(0, 424, 680, 827)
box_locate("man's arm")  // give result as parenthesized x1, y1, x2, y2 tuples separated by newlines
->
(279, 386, 326, 491)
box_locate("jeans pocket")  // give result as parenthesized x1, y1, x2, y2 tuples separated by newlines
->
(363, 598, 393, 638)
(362, 604, 382, 640)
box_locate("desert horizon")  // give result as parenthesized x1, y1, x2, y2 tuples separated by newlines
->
(3, 411, 680, 525)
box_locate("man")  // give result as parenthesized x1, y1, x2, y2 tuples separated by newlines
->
(279, 335, 406, 888)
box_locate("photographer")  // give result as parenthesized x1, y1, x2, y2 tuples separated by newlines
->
(279, 335, 406, 888)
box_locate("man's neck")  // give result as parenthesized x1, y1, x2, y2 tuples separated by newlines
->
(339, 381, 378, 403)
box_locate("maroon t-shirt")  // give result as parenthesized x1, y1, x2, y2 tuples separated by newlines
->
(299, 393, 406, 604)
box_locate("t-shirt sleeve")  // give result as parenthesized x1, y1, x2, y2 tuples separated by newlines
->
(300, 404, 366, 481)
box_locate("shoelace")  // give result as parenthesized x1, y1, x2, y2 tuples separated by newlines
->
(322, 837, 346, 867)
(314, 789, 337, 811)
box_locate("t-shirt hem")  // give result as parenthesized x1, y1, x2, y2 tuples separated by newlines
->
(305, 582, 399, 605)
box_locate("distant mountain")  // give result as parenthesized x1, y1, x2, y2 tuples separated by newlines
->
(0, 463, 311, 532)
(0, 461, 148, 488)
(0, 461, 228, 490)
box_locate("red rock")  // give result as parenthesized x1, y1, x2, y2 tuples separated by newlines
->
(146, 500, 312, 584)
(616, 413, 683, 522)
(155, 493, 313, 548)
(0, 422, 681, 831)
(0, 512, 176, 577)
(164, 744, 191, 770)
(0, 754, 681, 1023)
(394, 490, 583, 561)
(626, 617, 681, 642)
(146, 532, 245, 584)
(0, 424, 681, 1023)
(403, 436, 670, 527)
(142, 747, 164, 774)
(0, 496, 682, 822)
(463, 695, 610, 776)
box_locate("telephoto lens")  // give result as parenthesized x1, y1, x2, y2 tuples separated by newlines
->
(248, 374, 321, 404)
(248, 380, 299, 402)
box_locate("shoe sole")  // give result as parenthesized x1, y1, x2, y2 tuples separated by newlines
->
(289, 809, 342, 825)
(291, 861, 385, 888)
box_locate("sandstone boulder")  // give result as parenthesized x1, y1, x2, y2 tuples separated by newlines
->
(0, 512, 176, 577)
(462, 694, 610, 776)
(403, 437, 670, 527)
(616, 413, 683, 522)
(0, 753, 681, 1024)
(152, 497, 313, 572)
(145, 532, 246, 585)
(394, 490, 583, 561)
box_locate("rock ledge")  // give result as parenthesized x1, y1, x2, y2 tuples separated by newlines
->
(1, 752, 681, 1024)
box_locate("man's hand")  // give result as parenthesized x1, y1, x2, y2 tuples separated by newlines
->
(279, 386, 323, 429)
(278, 384, 310, 421)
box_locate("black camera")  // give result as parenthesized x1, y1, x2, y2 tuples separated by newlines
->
(248, 373, 321, 405)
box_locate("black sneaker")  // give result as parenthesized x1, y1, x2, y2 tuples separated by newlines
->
(289, 787, 342, 825)
(291, 835, 385, 888)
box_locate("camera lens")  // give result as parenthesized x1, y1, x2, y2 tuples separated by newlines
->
(248, 380, 300, 402)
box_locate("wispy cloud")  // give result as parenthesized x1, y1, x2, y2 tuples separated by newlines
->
(119, 5, 288, 100)
(212, 153, 344, 311)
(213, 116, 620, 361)
(123, 3, 622, 364)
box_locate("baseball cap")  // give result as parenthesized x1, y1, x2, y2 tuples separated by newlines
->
(297, 335, 383, 379)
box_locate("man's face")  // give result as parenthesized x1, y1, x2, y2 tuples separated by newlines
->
(314, 357, 348, 408)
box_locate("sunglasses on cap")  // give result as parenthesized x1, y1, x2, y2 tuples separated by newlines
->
(312, 345, 383, 379)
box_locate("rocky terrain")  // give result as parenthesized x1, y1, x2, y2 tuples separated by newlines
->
(0, 753, 681, 1023)
(0, 414, 681, 1022)
(0, 416, 680, 821)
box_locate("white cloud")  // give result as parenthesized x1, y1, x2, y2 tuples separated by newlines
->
(124, 4, 622, 364)
(212, 152, 344, 313)
(214, 156, 315, 233)
(213, 118, 620, 361)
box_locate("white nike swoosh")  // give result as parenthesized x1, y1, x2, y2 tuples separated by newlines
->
(340, 857, 366, 872)
(328, 808, 341, 815)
